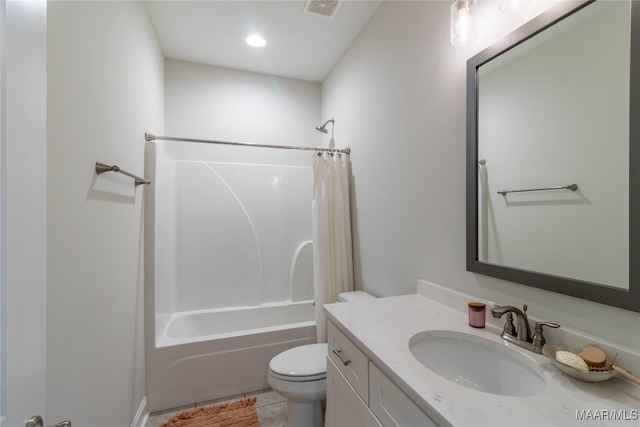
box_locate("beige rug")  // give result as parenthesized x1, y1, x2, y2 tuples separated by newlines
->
(161, 397, 259, 427)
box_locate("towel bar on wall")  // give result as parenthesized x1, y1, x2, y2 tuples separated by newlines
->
(95, 162, 150, 187)
(497, 183, 578, 196)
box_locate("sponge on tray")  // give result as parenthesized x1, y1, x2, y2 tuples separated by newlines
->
(555, 350, 590, 373)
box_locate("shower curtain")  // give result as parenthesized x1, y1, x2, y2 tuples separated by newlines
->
(312, 152, 354, 343)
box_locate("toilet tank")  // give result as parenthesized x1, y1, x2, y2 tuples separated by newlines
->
(338, 291, 376, 302)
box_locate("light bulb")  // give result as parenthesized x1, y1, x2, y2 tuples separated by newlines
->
(246, 35, 266, 48)
(450, 0, 477, 47)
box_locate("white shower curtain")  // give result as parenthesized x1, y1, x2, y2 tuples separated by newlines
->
(312, 152, 354, 343)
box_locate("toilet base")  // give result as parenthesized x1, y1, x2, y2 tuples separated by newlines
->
(285, 400, 324, 427)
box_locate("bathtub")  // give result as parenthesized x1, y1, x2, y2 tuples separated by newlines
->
(146, 300, 317, 412)
(145, 142, 318, 411)
(157, 300, 315, 347)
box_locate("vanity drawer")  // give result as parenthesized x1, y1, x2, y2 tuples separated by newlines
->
(328, 321, 369, 403)
(326, 357, 382, 427)
(369, 363, 436, 427)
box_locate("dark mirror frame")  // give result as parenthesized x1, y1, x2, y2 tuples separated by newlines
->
(466, 0, 639, 312)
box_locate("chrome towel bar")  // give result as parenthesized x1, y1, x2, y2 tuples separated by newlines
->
(498, 183, 578, 196)
(95, 162, 150, 187)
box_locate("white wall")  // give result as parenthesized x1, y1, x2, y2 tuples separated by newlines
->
(164, 59, 322, 167)
(47, 2, 163, 426)
(322, 0, 639, 350)
(4, 1, 47, 425)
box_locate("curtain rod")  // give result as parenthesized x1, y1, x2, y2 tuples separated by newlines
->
(145, 132, 350, 155)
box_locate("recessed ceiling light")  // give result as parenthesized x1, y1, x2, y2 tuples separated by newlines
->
(246, 35, 266, 47)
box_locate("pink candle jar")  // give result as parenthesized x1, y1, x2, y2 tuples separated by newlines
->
(468, 302, 486, 328)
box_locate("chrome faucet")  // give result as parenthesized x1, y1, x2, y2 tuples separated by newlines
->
(491, 304, 560, 354)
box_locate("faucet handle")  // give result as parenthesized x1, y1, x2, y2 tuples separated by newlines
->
(504, 312, 517, 336)
(532, 321, 560, 353)
(535, 321, 560, 330)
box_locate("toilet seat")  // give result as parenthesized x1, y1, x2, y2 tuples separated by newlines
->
(269, 343, 327, 382)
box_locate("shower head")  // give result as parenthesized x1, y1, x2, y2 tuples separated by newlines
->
(315, 117, 335, 134)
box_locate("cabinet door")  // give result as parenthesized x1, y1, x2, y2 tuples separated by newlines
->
(328, 321, 370, 403)
(326, 357, 382, 427)
(369, 363, 437, 427)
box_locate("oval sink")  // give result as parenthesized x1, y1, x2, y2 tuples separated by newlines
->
(409, 330, 547, 397)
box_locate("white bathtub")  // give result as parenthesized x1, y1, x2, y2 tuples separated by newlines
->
(146, 300, 317, 412)
(145, 142, 318, 411)
(157, 300, 316, 346)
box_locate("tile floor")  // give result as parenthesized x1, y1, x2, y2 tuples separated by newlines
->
(145, 389, 287, 427)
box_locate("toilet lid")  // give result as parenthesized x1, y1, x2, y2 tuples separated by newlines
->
(269, 343, 328, 378)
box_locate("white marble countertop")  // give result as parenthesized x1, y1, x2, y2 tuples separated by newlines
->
(324, 293, 640, 426)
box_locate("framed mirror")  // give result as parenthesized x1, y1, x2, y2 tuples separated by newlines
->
(466, 0, 639, 312)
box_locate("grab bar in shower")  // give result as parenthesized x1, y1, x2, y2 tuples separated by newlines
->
(95, 162, 150, 187)
(497, 183, 578, 196)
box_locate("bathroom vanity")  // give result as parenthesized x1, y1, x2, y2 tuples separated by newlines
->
(324, 281, 640, 426)
(326, 320, 437, 426)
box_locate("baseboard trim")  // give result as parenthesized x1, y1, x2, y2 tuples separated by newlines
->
(131, 396, 149, 427)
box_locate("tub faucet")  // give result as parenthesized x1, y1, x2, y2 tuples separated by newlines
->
(25, 416, 71, 427)
(491, 304, 560, 354)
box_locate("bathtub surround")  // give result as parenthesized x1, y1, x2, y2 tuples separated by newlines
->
(146, 141, 318, 411)
(312, 152, 354, 342)
(151, 153, 314, 315)
(145, 60, 326, 414)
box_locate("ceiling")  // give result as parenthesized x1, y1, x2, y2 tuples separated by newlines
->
(145, 0, 385, 83)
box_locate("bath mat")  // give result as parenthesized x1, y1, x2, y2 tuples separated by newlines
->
(161, 397, 259, 427)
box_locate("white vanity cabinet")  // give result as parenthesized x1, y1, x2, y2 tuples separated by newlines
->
(326, 321, 436, 427)
(326, 355, 382, 427)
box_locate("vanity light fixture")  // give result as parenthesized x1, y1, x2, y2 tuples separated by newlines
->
(450, 0, 477, 47)
(246, 34, 266, 47)
(499, 0, 532, 13)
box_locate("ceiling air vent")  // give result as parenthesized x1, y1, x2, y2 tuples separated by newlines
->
(304, 0, 343, 19)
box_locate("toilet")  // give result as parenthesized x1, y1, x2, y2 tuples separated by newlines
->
(267, 291, 376, 427)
